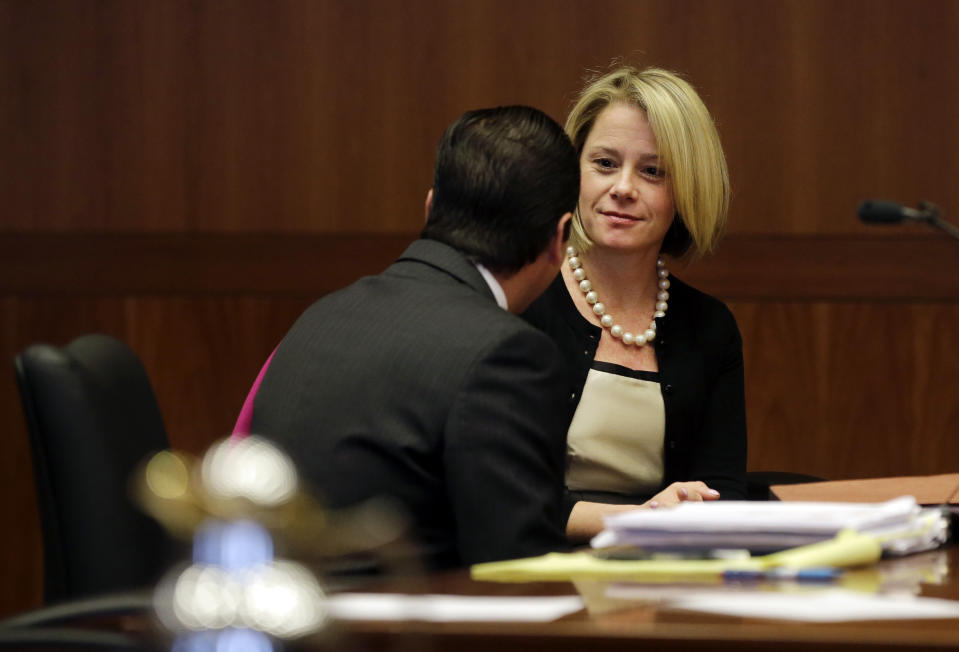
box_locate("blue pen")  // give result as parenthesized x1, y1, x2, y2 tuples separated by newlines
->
(722, 567, 842, 582)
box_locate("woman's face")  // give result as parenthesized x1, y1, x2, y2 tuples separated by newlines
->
(577, 102, 675, 255)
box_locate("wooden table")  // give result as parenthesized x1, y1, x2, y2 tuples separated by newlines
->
(304, 545, 959, 652)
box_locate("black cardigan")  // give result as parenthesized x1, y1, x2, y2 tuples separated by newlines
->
(524, 273, 748, 516)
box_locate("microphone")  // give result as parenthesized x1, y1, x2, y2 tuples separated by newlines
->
(857, 199, 959, 242)
(857, 200, 935, 224)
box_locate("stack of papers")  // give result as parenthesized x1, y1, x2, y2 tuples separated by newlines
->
(592, 496, 948, 555)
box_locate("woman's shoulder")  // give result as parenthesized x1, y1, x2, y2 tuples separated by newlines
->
(667, 275, 741, 340)
(669, 275, 730, 313)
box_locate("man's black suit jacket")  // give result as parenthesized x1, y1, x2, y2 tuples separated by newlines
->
(251, 239, 570, 567)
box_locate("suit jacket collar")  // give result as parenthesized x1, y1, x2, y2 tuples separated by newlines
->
(396, 239, 496, 302)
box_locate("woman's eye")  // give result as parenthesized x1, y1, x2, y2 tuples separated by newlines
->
(643, 166, 665, 178)
(595, 158, 615, 169)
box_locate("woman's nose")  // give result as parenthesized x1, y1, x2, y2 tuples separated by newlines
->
(610, 172, 637, 200)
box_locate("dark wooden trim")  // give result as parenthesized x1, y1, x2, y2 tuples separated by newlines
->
(2, 233, 958, 300)
(679, 235, 959, 301)
(0, 233, 412, 298)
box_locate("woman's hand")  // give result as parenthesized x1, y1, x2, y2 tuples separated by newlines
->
(644, 481, 720, 509)
(566, 482, 720, 541)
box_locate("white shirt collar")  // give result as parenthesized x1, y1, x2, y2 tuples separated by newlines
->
(475, 263, 508, 311)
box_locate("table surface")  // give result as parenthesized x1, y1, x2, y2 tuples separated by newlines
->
(304, 544, 959, 652)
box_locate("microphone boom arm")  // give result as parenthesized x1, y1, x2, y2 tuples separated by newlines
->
(915, 201, 959, 241)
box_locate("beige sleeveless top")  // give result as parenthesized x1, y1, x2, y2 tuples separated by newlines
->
(565, 361, 665, 495)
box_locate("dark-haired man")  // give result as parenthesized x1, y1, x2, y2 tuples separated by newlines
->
(252, 106, 578, 567)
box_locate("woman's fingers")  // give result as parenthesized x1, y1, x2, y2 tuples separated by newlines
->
(649, 482, 720, 508)
(675, 482, 720, 502)
(684, 487, 704, 501)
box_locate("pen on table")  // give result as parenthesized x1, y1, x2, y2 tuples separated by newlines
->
(593, 547, 751, 561)
(722, 567, 842, 583)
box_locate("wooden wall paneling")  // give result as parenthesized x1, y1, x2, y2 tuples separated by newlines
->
(1, 295, 312, 454)
(3, 233, 957, 300)
(125, 296, 314, 451)
(717, 0, 959, 236)
(0, 0, 587, 233)
(738, 301, 959, 481)
(0, 298, 44, 618)
(733, 301, 825, 476)
(909, 303, 959, 473)
(817, 303, 932, 478)
(0, 1, 195, 230)
(4, 0, 957, 235)
(678, 235, 959, 301)
(0, 234, 413, 296)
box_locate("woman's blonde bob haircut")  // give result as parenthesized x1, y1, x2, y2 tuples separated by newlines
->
(565, 66, 730, 261)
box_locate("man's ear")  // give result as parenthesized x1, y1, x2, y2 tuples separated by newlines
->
(548, 212, 573, 264)
(424, 189, 433, 223)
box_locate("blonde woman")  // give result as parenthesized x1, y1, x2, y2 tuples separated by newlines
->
(524, 66, 746, 541)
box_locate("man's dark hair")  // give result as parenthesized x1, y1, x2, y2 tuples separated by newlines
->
(422, 106, 579, 274)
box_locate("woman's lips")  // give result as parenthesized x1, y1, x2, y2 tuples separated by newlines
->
(602, 211, 642, 223)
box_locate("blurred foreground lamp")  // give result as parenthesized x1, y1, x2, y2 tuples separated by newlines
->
(141, 437, 329, 651)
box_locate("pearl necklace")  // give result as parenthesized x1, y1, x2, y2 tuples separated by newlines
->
(566, 246, 670, 347)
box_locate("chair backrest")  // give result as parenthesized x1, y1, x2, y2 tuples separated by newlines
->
(14, 334, 174, 603)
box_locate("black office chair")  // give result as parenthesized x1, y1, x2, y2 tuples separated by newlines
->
(14, 334, 175, 604)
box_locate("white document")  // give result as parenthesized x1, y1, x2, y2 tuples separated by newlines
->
(602, 496, 918, 534)
(666, 589, 959, 622)
(327, 593, 585, 622)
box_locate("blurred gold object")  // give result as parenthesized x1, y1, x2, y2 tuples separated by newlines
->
(136, 435, 420, 649)
(136, 436, 409, 562)
(136, 450, 206, 539)
(145, 451, 189, 500)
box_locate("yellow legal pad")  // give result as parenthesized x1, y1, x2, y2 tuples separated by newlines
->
(471, 530, 882, 583)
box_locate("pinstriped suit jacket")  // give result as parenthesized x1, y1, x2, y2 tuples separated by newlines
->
(251, 239, 570, 567)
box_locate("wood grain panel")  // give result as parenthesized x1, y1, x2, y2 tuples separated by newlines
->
(0, 298, 44, 618)
(737, 301, 959, 481)
(2, 0, 957, 235)
(709, 0, 959, 235)
(0, 296, 311, 450)
(0, 233, 412, 297)
(678, 235, 959, 301)
(126, 297, 312, 450)
(2, 233, 957, 300)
